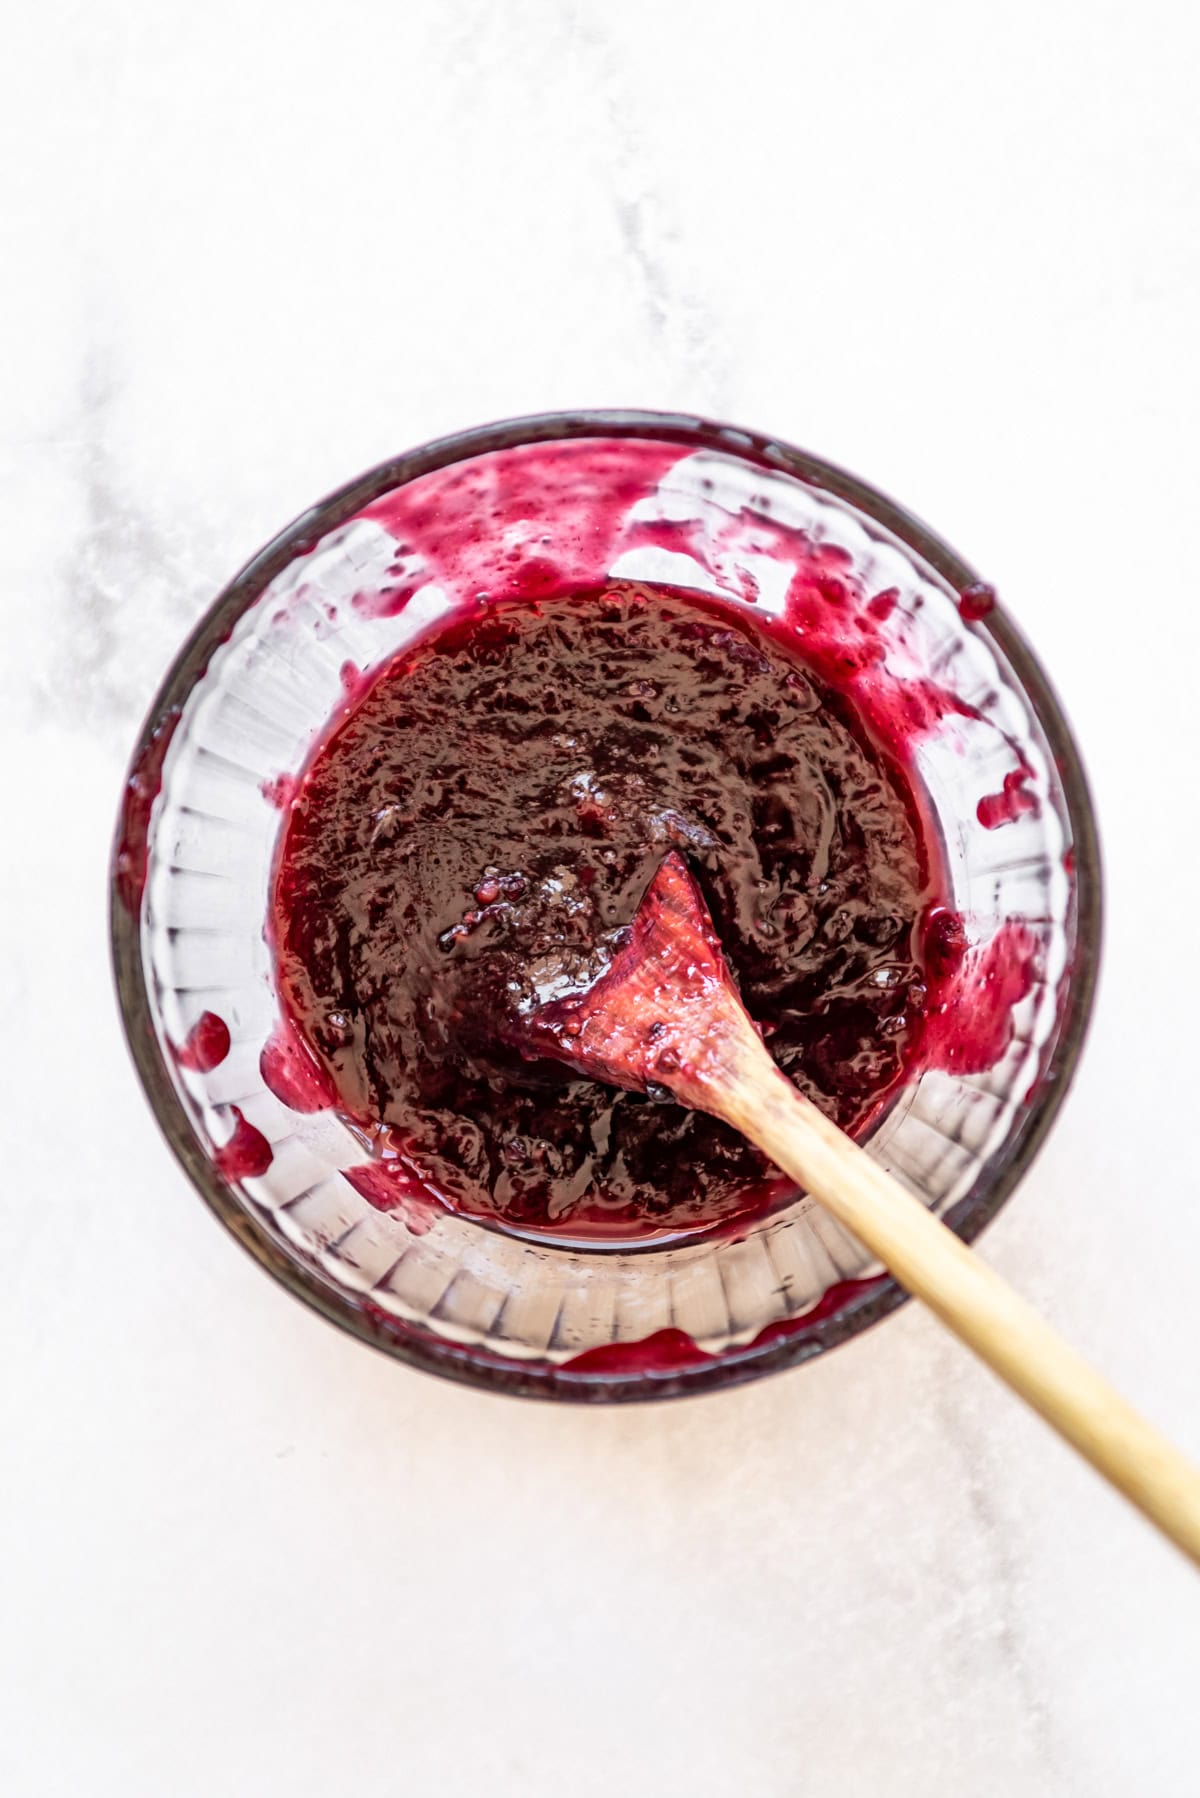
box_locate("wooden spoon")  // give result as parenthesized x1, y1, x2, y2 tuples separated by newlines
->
(509, 851, 1200, 1567)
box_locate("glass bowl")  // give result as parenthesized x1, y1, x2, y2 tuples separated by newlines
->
(110, 411, 1101, 1401)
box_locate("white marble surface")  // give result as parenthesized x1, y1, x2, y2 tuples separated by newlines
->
(4, 2, 1200, 1792)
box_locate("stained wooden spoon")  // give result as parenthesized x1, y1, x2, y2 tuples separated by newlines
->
(507, 851, 1200, 1567)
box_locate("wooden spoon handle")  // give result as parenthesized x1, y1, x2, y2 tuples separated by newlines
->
(720, 1041, 1200, 1568)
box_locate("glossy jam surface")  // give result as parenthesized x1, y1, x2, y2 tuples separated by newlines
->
(272, 583, 944, 1242)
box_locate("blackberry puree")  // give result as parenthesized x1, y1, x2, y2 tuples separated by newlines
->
(271, 581, 953, 1243)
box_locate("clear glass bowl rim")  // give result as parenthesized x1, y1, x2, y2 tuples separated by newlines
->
(109, 408, 1104, 1402)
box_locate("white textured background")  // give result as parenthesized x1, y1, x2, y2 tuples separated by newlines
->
(4, 3, 1200, 1793)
